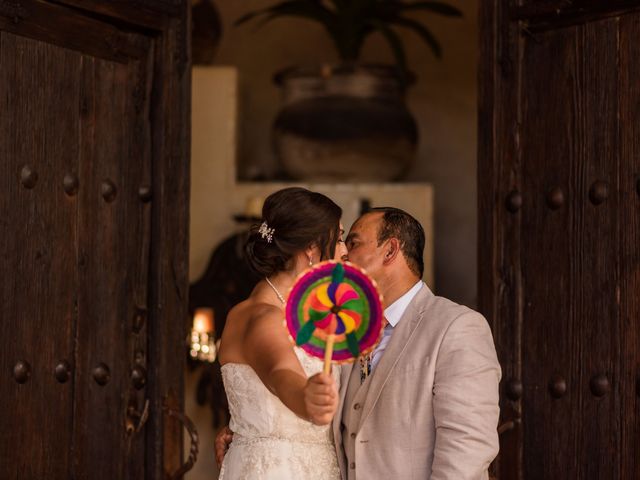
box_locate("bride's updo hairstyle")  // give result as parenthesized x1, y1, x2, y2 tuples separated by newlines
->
(245, 187, 342, 278)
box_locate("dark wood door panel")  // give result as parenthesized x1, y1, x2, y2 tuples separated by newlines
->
(0, 30, 82, 478)
(519, 25, 576, 479)
(0, 0, 150, 64)
(480, 2, 640, 479)
(618, 13, 640, 480)
(513, 0, 640, 18)
(0, 2, 182, 479)
(519, 18, 622, 479)
(0, 28, 153, 479)
(73, 47, 153, 480)
(51, 0, 180, 29)
(0, 0, 188, 478)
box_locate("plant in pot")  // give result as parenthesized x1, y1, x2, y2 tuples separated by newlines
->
(236, 0, 462, 181)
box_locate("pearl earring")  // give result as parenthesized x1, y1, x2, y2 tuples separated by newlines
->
(308, 256, 313, 267)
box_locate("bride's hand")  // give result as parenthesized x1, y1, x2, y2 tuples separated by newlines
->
(303, 373, 339, 426)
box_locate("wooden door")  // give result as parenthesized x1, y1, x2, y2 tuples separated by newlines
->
(0, 1, 190, 478)
(479, 2, 640, 479)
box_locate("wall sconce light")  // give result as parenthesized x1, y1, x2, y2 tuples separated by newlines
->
(189, 308, 217, 363)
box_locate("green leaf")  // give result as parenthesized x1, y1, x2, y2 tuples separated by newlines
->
(391, 17, 442, 58)
(346, 331, 360, 358)
(296, 320, 317, 345)
(331, 263, 345, 284)
(398, 2, 463, 17)
(367, 20, 408, 74)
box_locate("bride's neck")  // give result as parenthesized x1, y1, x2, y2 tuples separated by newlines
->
(264, 254, 312, 301)
(267, 270, 298, 292)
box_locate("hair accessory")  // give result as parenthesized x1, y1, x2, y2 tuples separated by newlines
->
(259, 221, 275, 243)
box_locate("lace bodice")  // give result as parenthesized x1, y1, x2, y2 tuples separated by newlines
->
(219, 347, 341, 479)
(222, 346, 340, 443)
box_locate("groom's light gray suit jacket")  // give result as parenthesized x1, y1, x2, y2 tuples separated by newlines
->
(332, 286, 501, 479)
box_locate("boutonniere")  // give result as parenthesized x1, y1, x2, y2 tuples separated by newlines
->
(359, 353, 371, 383)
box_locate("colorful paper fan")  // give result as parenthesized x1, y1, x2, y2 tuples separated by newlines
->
(285, 260, 384, 364)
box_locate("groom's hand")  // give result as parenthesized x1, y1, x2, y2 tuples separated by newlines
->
(304, 373, 338, 426)
(214, 425, 234, 467)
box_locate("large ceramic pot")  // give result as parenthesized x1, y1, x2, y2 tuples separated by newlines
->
(272, 64, 418, 182)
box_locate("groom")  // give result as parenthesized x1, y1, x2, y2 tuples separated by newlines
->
(217, 207, 501, 479)
(334, 207, 500, 479)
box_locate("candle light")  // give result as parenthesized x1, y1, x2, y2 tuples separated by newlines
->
(193, 308, 214, 334)
(189, 308, 217, 363)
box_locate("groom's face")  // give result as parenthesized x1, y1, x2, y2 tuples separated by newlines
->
(345, 212, 386, 282)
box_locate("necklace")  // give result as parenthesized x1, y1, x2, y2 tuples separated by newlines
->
(265, 277, 286, 305)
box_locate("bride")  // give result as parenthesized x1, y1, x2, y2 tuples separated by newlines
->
(217, 187, 348, 479)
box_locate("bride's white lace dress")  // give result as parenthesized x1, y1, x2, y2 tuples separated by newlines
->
(219, 347, 341, 480)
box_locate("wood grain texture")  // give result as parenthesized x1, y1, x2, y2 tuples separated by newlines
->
(618, 13, 640, 480)
(0, 31, 80, 479)
(72, 46, 152, 480)
(521, 19, 622, 479)
(480, 4, 640, 479)
(0, 0, 149, 63)
(0, 1, 189, 478)
(144, 10, 191, 480)
(513, 1, 640, 26)
(478, 0, 524, 477)
(51, 0, 175, 29)
(519, 25, 576, 480)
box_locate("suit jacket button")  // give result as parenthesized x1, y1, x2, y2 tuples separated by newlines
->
(350, 432, 356, 439)
(354, 403, 361, 410)
(350, 462, 356, 469)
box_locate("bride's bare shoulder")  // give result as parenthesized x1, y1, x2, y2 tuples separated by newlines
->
(224, 298, 281, 338)
(227, 296, 279, 321)
(220, 297, 284, 362)
(247, 301, 284, 328)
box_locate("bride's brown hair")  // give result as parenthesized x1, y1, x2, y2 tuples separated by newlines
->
(245, 187, 342, 277)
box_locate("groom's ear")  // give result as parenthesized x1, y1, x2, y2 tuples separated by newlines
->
(382, 238, 401, 265)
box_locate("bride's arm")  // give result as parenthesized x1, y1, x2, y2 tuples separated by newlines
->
(244, 306, 337, 425)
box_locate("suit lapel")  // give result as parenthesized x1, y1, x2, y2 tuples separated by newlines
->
(357, 286, 432, 429)
(333, 363, 354, 442)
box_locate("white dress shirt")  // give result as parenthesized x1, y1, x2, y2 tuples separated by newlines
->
(369, 280, 424, 372)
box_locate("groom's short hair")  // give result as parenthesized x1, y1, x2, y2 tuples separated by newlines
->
(370, 207, 425, 278)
